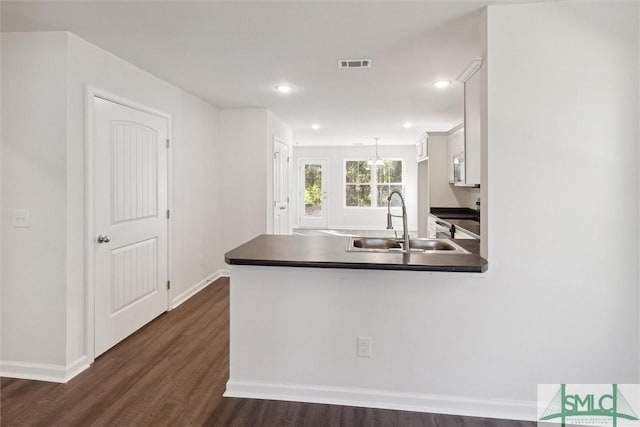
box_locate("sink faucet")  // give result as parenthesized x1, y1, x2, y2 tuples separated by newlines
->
(386, 190, 410, 252)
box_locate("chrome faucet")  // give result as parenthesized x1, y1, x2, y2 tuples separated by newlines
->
(386, 190, 410, 252)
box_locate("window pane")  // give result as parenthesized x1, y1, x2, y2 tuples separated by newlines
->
(346, 184, 371, 207)
(345, 161, 357, 183)
(377, 185, 404, 207)
(377, 160, 402, 183)
(304, 164, 322, 217)
(346, 160, 371, 185)
(358, 161, 371, 183)
(388, 161, 402, 182)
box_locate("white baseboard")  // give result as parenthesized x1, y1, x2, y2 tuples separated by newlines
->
(1, 356, 90, 383)
(224, 380, 537, 422)
(171, 269, 228, 309)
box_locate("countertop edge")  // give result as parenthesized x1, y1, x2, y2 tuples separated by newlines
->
(225, 254, 488, 273)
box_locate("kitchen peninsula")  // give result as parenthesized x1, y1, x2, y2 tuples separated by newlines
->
(223, 234, 490, 416)
(225, 234, 487, 273)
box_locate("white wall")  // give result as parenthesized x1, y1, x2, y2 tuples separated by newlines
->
(1, 33, 69, 367)
(291, 144, 418, 230)
(2, 32, 223, 380)
(219, 109, 292, 253)
(488, 0, 639, 394)
(227, 0, 639, 417)
(485, 0, 639, 383)
(219, 109, 268, 253)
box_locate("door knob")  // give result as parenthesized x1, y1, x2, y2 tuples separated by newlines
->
(97, 235, 111, 244)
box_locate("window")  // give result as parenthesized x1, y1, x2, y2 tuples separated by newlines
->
(344, 160, 403, 207)
(345, 160, 371, 207)
(376, 160, 404, 207)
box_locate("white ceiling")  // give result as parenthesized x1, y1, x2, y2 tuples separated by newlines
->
(1, 1, 513, 146)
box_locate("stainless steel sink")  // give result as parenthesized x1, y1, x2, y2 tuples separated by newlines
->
(347, 237, 470, 254)
(408, 239, 460, 251)
(351, 237, 402, 250)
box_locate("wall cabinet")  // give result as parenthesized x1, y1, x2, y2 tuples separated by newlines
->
(450, 58, 482, 187)
(416, 132, 428, 162)
(447, 128, 464, 183)
(463, 65, 481, 186)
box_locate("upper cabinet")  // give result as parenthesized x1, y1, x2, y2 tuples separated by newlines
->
(452, 58, 483, 187)
(416, 132, 429, 162)
(447, 127, 464, 183)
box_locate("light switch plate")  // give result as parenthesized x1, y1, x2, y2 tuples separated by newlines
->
(12, 209, 30, 228)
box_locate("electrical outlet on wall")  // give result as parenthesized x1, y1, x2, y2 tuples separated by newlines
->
(357, 336, 372, 358)
(12, 209, 31, 228)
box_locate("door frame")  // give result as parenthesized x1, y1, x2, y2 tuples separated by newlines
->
(85, 87, 173, 363)
(298, 158, 329, 228)
(272, 136, 290, 234)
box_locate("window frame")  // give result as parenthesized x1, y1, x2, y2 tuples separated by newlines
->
(343, 158, 405, 209)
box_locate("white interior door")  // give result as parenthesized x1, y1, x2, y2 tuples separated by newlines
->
(93, 96, 169, 357)
(273, 137, 289, 234)
(299, 159, 328, 228)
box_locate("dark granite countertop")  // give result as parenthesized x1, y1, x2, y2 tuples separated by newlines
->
(430, 207, 480, 237)
(449, 219, 480, 237)
(225, 234, 487, 273)
(430, 207, 480, 221)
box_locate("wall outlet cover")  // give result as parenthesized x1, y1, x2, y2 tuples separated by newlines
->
(357, 336, 372, 358)
(12, 209, 31, 228)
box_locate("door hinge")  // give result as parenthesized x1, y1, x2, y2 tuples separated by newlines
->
(287, 156, 291, 163)
(167, 280, 171, 290)
(166, 138, 170, 148)
(166, 209, 170, 219)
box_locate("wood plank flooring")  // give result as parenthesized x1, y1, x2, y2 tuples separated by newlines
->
(1, 278, 536, 426)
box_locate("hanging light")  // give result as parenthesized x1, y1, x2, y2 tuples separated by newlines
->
(367, 137, 384, 166)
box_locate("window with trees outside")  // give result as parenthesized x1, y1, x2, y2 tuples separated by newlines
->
(345, 160, 403, 207)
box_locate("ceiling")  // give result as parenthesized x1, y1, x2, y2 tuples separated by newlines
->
(2, 1, 510, 146)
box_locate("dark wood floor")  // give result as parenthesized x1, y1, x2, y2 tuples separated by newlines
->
(1, 277, 535, 426)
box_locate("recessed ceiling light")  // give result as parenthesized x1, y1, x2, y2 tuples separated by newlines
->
(403, 122, 412, 129)
(433, 80, 451, 89)
(311, 123, 320, 130)
(275, 85, 293, 94)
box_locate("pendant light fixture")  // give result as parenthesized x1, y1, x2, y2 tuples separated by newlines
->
(367, 137, 384, 166)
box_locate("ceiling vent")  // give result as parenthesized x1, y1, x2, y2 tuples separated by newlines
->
(338, 59, 372, 69)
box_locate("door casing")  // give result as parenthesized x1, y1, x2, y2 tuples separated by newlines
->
(272, 136, 290, 234)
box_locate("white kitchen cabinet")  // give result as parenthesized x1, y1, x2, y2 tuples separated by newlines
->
(463, 66, 481, 186)
(447, 127, 464, 183)
(451, 58, 482, 187)
(416, 132, 428, 162)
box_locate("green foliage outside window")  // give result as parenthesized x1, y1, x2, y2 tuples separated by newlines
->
(345, 160, 403, 207)
(345, 161, 372, 207)
(377, 160, 403, 207)
(304, 164, 323, 206)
